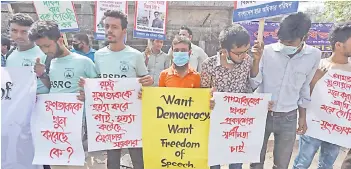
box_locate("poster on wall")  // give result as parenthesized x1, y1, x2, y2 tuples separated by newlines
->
(94, 1, 128, 40)
(133, 1, 168, 40)
(33, 1, 79, 32)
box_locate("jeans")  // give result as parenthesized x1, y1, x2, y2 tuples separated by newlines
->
(107, 148, 144, 169)
(210, 163, 243, 169)
(293, 135, 340, 169)
(250, 110, 297, 169)
(342, 149, 351, 169)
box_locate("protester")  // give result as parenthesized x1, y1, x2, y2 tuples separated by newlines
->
(77, 10, 153, 169)
(71, 33, 96, 62)
(1, 35, 10, 67)
(29, 20, 98, 169)
(168, 25, 208, 72)
(201, 24, 253, 169)
(293, 22, 351, 169)
(159, 35, 201, 87)
(6, 13, 50, 94)
(249, 12, 322, 169)
(142, 39, 170, 86)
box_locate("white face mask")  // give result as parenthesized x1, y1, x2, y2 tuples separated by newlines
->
(279, 40, 304, 55)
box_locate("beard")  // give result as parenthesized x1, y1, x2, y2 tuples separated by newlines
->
(54, 42, 64, 57)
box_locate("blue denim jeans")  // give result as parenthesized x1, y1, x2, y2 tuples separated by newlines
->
(210, 163, 243, 169)
(250, 110, 297, 169)
(293, 135, 340, 169)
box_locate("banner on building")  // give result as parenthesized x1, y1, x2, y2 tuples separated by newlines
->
(33, 1, 79, 32)
(305, 69, 351, 148)
(32, 94, 85, 165)
(142, 87, 211, 169)
(240, 22, 333, 52)
(133, 1, 168, 40)
(208, 92, 271, 165)
(94, 1, 128, 40)
(84, 78, 142, 152)
(233, 1, 299, 22)
(1, 67, 42, 169)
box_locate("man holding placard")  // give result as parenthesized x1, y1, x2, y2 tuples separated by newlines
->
(201, 24, 253, 169)
(30, 20, 98, 169)
(293, 22, 351, 169)
(78, 10, 153, 169)
(250, 12, 322, 169)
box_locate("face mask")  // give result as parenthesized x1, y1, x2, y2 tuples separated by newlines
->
(279, 41, 303, 55)
(72, 43, 82, 51)
(173, 52, 189, 66)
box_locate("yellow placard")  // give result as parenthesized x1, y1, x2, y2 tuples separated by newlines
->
(142, 87, 211, 169)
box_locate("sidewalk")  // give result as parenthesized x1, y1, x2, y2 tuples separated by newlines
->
(87, 142, 348, 169)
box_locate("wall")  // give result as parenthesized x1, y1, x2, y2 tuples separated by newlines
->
(1, 1, 234, 56)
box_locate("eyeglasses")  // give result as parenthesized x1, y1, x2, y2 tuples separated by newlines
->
(229, 48, 250, 56)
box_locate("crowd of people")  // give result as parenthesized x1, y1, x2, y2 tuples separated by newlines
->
(1, 8, 351, 169)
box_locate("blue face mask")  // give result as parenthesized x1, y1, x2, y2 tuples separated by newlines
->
(173, 52, 190, 66)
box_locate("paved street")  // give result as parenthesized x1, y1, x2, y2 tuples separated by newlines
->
(86, 141, 348, 169)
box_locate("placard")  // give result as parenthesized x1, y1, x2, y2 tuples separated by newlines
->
(94, 1, 128, 40)
(32, 94, 85, 165)
(33, 1, 79, 32)
(233, 1, 299, 22)
(208, 92, 272, 165)
(305, 69, 351, 148)
(1, 67, 42, 169)
(133, 1, 168, 40)
(84, 78, 142, 152)
(142, 87, 211, 169)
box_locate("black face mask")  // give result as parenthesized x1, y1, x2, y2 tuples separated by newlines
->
(72, 43, 82, 51)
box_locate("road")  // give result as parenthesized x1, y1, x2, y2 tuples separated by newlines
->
(86, 141, 348, 169)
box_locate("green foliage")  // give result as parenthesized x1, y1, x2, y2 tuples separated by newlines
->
(322, 1, 351, 22)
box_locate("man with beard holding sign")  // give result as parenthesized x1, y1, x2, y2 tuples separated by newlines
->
(77, 10, 153, 169)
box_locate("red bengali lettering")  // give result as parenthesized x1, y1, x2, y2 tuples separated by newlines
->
(97, 123, 127, 132)
(223, 95, 262, 106)
(41, 130, 71, 145)
(93, 112, 111, 123)
(44, 101, 82, 115)
(92, 90, 135, 102)
(229, 107, 248, 115)
(49, 148, 65, 159)
(95, 132, 125, 143)
(113, 139, 141, 148)
(111, 102, 132, 112)
(222, 126, 249, 139)
(99, 79, 115, 91)
(230, 141, 245, 153)
(116, 114, 136, 124)
(220, 117, 255, 126)
(52, 116, 67, 130)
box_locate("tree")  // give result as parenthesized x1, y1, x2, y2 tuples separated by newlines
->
(322, 1, 351, 22)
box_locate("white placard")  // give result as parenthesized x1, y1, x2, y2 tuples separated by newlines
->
(1, 67, 42, 169)
(32, 94, 85, 165)
(33, 1, 79, 32)
(208, 92, 272, 166)
(305, 69, 351, 148)
(84, 78, 142, 152)
(94, 1, 128, 40)
(133, 1, 168, 40)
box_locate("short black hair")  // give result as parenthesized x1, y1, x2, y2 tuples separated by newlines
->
(172, 35, 192, 50)
(1, 35, 11, 50)
(8, 13, 34, 27)
(28, 20, 61, 42)
(329, 22, 351, 51)
(74, 33, 90, 45)
(104, 10, 128, 30)
(180, 25, 193, 36)
(219, 24, 250, 50)
(278, 12, 311, 41)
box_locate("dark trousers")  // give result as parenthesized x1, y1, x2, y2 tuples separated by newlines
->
(44, 165, 51, 169)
